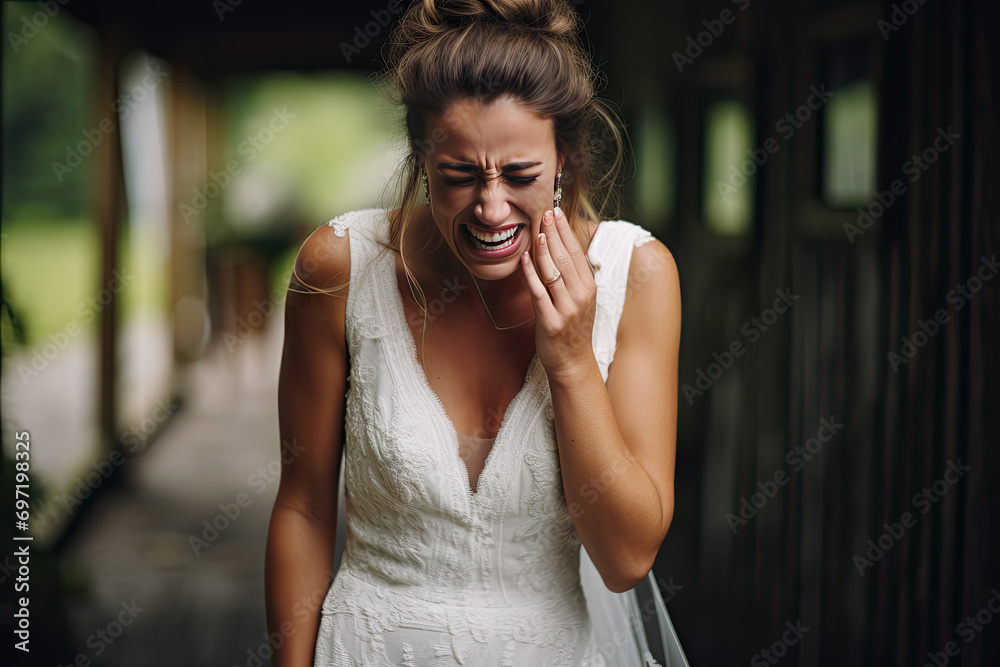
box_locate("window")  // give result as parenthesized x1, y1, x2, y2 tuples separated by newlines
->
(702, 100, 754, 235)
(634, 105, 676, 229)
(821, 78, 877, 207)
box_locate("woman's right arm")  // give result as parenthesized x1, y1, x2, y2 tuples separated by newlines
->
(265, 225, 351, 667)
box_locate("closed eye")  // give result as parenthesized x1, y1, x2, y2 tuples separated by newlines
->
(440, 174, 540, 187)
(441, 176, 477, 187)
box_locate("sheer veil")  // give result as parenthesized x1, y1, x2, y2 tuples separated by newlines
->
(578, 546, 690, 666)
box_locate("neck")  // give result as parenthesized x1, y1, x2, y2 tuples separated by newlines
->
(472, 268, 528, 303)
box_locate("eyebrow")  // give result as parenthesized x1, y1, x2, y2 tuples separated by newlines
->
(436, 161, 543, 173)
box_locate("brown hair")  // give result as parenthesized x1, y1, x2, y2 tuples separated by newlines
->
(293, 1, 627, 305)
(379, 0, 628, 251)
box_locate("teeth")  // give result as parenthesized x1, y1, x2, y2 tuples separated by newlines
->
(466, 225, 518, 244)
(466, 224, 521, 251)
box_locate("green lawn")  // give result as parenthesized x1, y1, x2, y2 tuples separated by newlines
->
(2, 220, 168, 347)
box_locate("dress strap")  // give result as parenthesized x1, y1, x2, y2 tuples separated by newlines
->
(327, 209, 393, 330)
(588, 220, 656, 382)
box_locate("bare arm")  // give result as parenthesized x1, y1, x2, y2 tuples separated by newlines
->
(265, 224, 351, 666)
(522, 209, 681, 593)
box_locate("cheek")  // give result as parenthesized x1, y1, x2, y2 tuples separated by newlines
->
(431, 186, 463, 211)
(520, 182, 554, 217)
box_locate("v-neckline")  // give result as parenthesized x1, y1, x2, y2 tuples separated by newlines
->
(383, 242, 541, 502)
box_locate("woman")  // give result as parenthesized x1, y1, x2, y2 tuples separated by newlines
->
(265, 1, 683, 665)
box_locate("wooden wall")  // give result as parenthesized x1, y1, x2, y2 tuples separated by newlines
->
(597, 0, 999, 664)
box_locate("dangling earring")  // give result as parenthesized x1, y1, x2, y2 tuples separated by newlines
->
(553, 169, 563, 209)
(421, 168, 430, 205)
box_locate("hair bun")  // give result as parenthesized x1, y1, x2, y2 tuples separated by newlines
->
(422, 0, 579, 41)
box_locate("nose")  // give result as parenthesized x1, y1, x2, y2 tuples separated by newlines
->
(473, 180, 511, 227)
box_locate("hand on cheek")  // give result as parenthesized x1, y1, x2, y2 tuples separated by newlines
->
(520, 207, 598, 379)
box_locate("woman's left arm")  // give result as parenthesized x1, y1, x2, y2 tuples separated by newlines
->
(521, 207, 681, 594)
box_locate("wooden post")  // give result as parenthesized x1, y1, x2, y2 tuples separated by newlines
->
(168, 61, 210, 377)
(94, 29, 125, 452)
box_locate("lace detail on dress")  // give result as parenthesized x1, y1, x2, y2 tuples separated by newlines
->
(400, 642, 415, 667)
(634, 228, 654, 247)
(328, 213, 351, 237)
(515, 442, 581, 596)
(314, 210, 655, 667)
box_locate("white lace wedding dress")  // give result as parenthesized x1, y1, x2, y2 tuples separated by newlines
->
(313, 209, 687, 666)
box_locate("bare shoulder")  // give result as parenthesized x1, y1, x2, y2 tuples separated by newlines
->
(620, 235, 681, 342)
(281, 217, 359, 353)
(628, 236, 679, 293)
(290, 219, 353, 295)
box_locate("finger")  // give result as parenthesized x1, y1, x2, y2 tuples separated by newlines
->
(535, 222, 572, 305)
(542, 208, 582, 290)
(520, 250, 559, 322)
(553, 206, 594, 283)
(531, 210, 557, 278)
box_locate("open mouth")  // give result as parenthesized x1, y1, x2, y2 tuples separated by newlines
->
(461, 223, 525, 254)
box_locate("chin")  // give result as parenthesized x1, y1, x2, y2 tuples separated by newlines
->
(469, 259, 522, 283)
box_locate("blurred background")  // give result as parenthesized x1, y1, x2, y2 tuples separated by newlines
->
(0, 0, 996, 665)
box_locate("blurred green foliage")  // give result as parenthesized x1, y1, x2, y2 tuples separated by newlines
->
(3, 2, 97, 220)
(2, 2, 412, 343)
(213, 72, 408, 294)
(214, 72, 407, 235)
(1, 223, 165, 345)
(2, 3, 103, 346)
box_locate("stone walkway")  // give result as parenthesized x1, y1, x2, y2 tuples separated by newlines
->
(56, 322, 310, 667)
